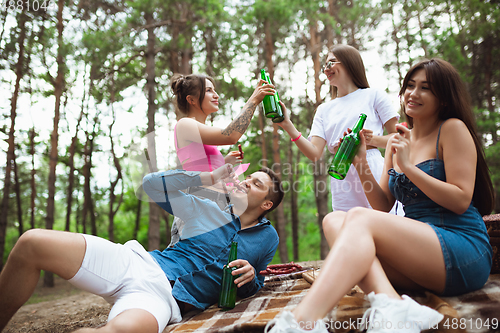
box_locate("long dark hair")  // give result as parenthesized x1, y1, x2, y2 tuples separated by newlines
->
(171, 74, 215, 115)
(328, 44, 369, 98)
(399, 58, 494, 216)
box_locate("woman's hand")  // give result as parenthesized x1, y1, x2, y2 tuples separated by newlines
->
(390, 123, 412, 172)
(353, 129, 368, 168)
(276, 101, 293, 128)
(249, 79, 276, 104)
(363, 128, 374, 145)
(224, 150, 243, 165)
(229, 259, 255, 288)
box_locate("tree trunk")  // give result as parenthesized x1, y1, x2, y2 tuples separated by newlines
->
(310, 22, 322, 105)
(170, 22, 179, 74)
(108, 91, 124, 243)
(145, 11, 161, 251)
(13, 155, 23, 236)
(180, 37, 193, 74)
(81, 115, 97, 236)
(314, 155, 330, 259)
(81, 134, 91, 235)
(309, 19, 330, 259)
(44, 0, 65, 287)
(30, 128, 36, 230)
(134, 190, 143, 240)
(204, 27, 215, 77)
(264, 20, 274, 78)
(65, 97, 86, 232)
(76, 193, 82, 233)
(326, 0, 336, 49)
(483, 34, 496, 143)
(89, 183, 97, 236)
(0, 11, 26, 271)
(263, 17, 288, 263)
(272, 125, 289, 263)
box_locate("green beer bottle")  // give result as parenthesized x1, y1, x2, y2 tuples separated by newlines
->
(271, 87, 284, 123)
(219, 241, 238, 310)
(328, 113, 367, 180)
(260, 69, 284, 123)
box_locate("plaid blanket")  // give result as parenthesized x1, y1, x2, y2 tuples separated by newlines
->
(165, 272, 500, 333)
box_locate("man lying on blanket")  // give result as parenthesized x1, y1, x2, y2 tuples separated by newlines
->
(0, 164, 283, 333)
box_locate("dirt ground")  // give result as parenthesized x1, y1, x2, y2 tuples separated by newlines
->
(4, 276, 110, 333)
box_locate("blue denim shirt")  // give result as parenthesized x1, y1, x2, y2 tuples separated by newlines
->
(142, 170, 279, 310)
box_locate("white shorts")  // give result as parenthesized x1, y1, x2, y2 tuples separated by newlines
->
(330, 149, 403, 215)
(68, 234, 182, 333)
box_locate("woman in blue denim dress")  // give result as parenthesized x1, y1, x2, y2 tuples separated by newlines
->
(266, 58, 494, 333)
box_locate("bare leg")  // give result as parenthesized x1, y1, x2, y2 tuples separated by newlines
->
(293, 207, 445, 323)
(0, 229, 86, 331)
(322, 211, 346, 247)
(323, 211, 423, 291)
(74, 309, 158, 333)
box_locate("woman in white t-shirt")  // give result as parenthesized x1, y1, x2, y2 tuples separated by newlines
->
(278, 44, 401, 213)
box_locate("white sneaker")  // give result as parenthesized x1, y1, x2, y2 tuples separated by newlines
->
(264, 311, 328, 333)
(360, 292, 444, 333)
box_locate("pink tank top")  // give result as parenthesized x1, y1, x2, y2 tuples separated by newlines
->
(174, 124, 225, 172)
(174, 123, 249, 175)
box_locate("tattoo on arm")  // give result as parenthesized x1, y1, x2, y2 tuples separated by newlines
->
(221, 101, 257, 136)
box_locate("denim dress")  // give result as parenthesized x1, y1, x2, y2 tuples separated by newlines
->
(388, 125, 492, 296)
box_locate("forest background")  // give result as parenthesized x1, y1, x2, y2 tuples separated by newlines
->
(0, 0, 499, 287)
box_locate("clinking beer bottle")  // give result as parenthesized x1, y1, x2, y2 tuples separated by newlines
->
(260, 69, 284, 123)
(328, 113, 367, 180)
(219, 241, 238, 310)
(271, 87, 284, 123)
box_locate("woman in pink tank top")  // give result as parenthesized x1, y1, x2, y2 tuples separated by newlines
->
(168, 74, 276, 245)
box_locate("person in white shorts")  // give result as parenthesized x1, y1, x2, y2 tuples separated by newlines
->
(0, 164, 283, 333)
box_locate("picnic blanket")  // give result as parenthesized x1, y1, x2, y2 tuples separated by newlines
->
(165, 268, 500, 333)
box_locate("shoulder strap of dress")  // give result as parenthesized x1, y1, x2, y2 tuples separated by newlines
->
(436, 121, 446, 159)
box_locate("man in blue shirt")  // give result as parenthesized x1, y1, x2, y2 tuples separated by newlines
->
(0, 164, 283, 333)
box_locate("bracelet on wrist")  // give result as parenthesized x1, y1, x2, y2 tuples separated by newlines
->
(291, 132, 302, 142)
(210, 172, 215, 185)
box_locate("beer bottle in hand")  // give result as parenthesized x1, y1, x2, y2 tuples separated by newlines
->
(271, 87, 284, 123)
(328, 113, 367, 180)
(219, 241, 238, 310)
(260, 70, 284, 123)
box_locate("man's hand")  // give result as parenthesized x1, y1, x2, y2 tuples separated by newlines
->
(212, 163, 235, 183)
(228, 259, 255, 288)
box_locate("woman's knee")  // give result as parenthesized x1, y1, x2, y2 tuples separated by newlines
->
(342, 207, 373, 231)
(345, 207, 371, 221)
(11, 229, 45, 262)
(322, 211, 346, 240)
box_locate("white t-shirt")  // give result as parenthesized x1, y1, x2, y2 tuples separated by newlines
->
(309, 88, 399, 153)
(308, 88, 402, 213)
